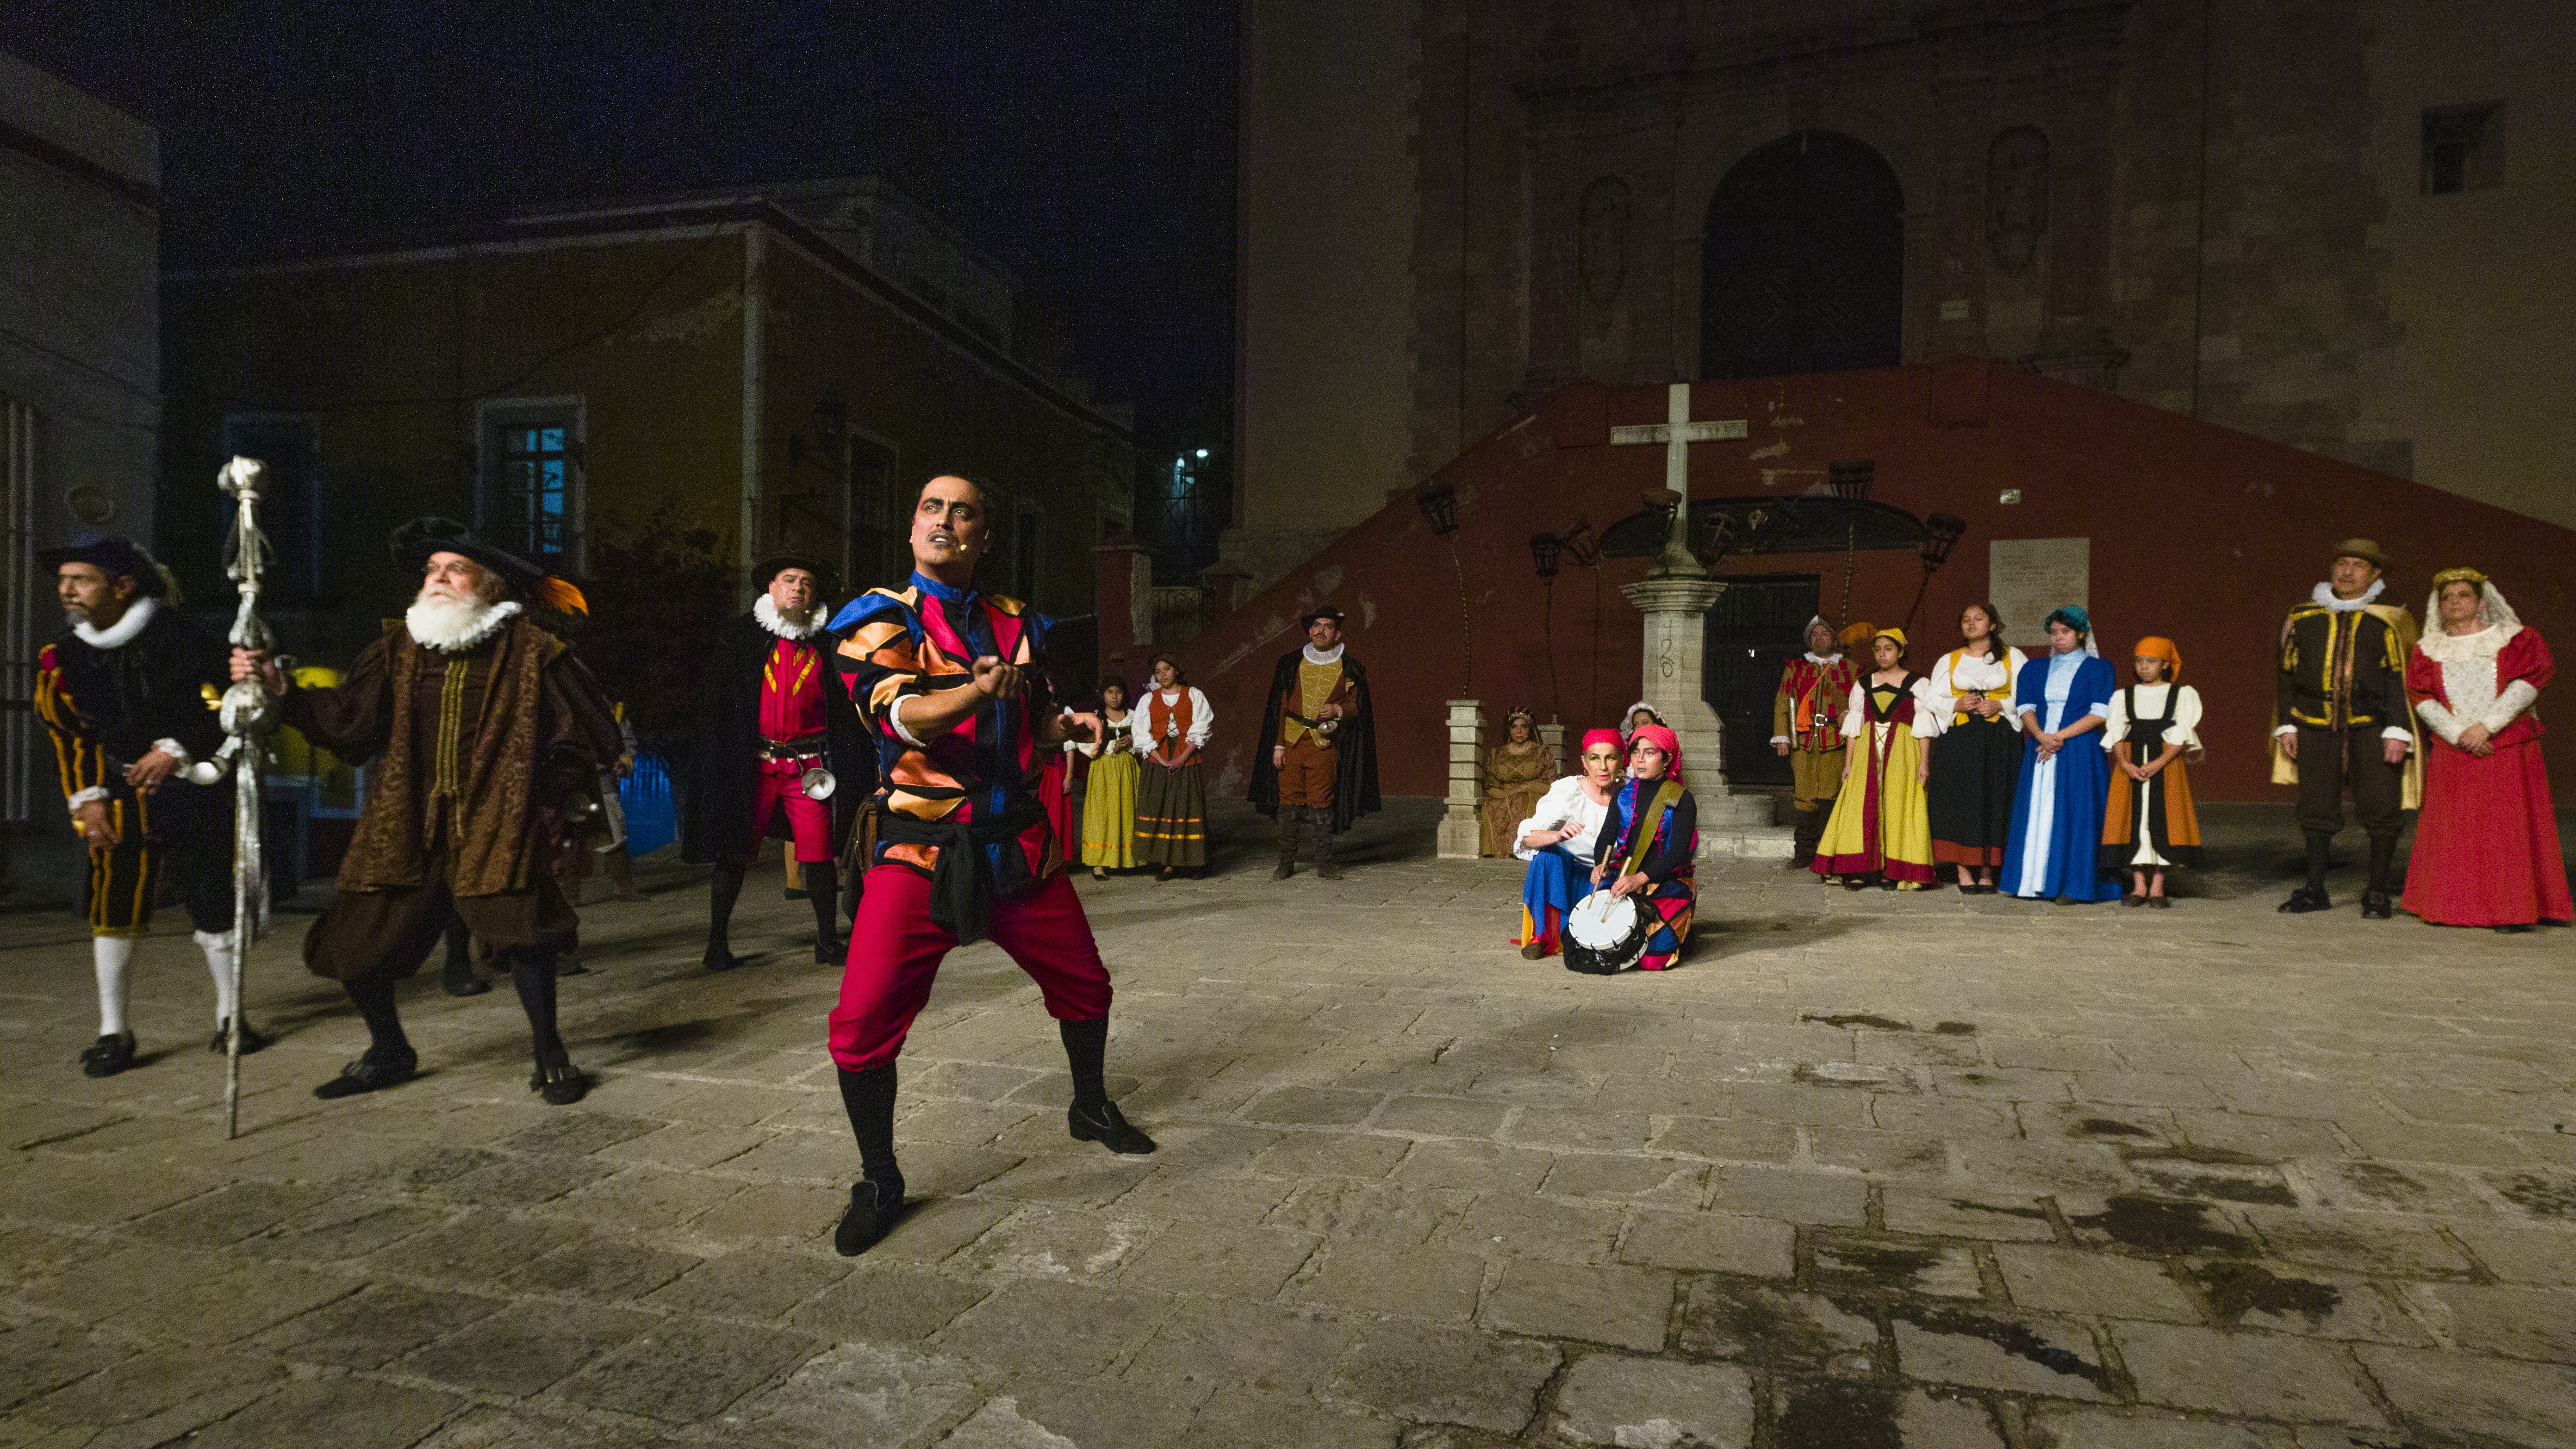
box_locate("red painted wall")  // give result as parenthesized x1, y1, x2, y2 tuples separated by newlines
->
(1171, 362, 2576, 805)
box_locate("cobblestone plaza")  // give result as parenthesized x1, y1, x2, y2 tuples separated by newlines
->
(3, 801, 2570, 1448)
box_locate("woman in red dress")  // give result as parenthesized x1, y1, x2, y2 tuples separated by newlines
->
(2401, 569, 2571, 932)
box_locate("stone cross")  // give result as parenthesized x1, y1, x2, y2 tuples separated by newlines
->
(1610, 382, 1746, 578)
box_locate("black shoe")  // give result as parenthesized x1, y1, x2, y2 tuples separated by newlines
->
(2279, 886, 2332, 913)
(1068, 1100, 1157, 1154)
(555, 957, 590, 977)
(531, 1049, 588, 1106)
(2361, 890, 2394, 921)
(2054, 895, 2082, 906)
(1877, 878, 1898, 891)
(441, 963, 490, 997)
(209, 1018, 271, 1055)
(814, 934, 848, 965)
(314, 1046, 418, 1100)
(78, 1030, 136, 1078)
(2496, 923, 2537, 934)
(1519, 940, 1548, 961)
(2122, 893, 2147, 909)
(704, 945, 749, 972)
(2148, 896, 2173, 910)
(833, 1174, 906, 1257)
(1843, 878, 1866, 892)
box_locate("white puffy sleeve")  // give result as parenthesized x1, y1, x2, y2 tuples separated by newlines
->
(1130, 702, 1155, 754)
(2416, 694, 2462, 745)
(1907, 676, 1949, 739)
(1185, 687, 1214, 748)
(1511, 775, 1578, 861)
(1840, 682, 1868, 739)
(2490, 680, 2540, 732)
(2168, 685, 2205, 754)
(2100, 689, 2130, 752)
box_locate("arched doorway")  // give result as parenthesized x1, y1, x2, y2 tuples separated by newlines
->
(1700, 130, 1904, 380)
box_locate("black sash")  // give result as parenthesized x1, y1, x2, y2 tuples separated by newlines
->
(876, 796, 1044, 946)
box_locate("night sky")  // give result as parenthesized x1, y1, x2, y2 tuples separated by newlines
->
(3, 0, 1240, 483)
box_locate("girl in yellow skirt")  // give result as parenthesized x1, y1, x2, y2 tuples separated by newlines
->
(1811, 627, 1945, 890)
(1075, 677, 1140, 878)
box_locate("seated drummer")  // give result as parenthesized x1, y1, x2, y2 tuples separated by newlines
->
(1511, 728, 1626, 960)
(1589, 723, 1699, 972)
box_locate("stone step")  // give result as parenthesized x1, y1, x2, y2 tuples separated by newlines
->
(1698, 824, 1797, 860)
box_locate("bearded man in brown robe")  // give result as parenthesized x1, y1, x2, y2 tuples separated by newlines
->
(234, 519, 623, 1105)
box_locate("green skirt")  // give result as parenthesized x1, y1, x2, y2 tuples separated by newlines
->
(1134, 760, 1209, 868)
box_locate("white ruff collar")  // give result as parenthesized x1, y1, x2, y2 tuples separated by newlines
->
(406, 598, 519, 651)
(755, 594, 829, 639)
(2312, 579, 2386, 613)
(1303, 643, 1345, 666)
(72, 595, 155, 650)
(1802, 651, 1841, 665)
(2420, 620, 2517, 664)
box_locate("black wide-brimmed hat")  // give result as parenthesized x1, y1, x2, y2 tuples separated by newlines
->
(389, 517, 586, 617)
(751, 552, 839, 600)
(1300, 605, 1346, 627)
(38, 536, 167, 597)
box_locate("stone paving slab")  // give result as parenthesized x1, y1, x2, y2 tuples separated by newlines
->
(0, 799, 2570, 1446)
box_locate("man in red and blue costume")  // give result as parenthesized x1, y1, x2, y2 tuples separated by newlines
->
(824, 475, 1154, 1256)
(681, 555, 867, 968)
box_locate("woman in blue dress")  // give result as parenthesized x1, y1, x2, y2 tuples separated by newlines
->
(2001, 606, 2121, 902)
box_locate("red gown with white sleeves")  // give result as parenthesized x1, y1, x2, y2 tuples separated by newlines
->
(2401, 625, 2571, 927)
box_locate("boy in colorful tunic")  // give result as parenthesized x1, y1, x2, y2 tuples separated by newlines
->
(825, 475, 1154, 1257)
(1770, 614, 1859, 868)
(1589, 723, 1698, 972)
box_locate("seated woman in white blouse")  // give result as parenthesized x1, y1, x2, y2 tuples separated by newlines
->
(1510, 729, 1625, 960)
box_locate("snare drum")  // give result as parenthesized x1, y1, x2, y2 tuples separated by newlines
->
(1563, 891, 1651, 975)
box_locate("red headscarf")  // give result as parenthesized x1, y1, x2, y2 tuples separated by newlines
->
(1579, 727, 1625, 755)
(1628, 723, 1685, 787)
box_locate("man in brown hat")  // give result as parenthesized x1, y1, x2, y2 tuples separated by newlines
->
(1250, 606, 1380, 879)
(2273, 538, 2420, 918)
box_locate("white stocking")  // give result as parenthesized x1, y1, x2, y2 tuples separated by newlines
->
(196, 929, 238, 1025)
(94, 935, 136, 1037)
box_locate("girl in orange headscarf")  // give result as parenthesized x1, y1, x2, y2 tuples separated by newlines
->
(2099, 636, 2203, 907)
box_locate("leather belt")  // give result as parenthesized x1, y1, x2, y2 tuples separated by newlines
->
(758, 733, 826, 761)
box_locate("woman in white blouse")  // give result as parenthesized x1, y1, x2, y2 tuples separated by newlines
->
(1924, 603, 2027, 893)
(2098, 636, 2203, 907)
(1132, 654, 1214, 880)
(1509, 729, 1625, 960)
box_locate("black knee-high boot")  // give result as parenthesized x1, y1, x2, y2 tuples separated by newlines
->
(806, 863, 845, 962)
(440, 913, 488, 996)
(2363, 835, 2398, 917)
(1061, 1017, 1155, 1153)
(834, 1064, 904, 1256)
(705, 861, 748, 971)
(315, 974, 416, 1099)
(2305, 832, 2334, 893)
(510, 948, 585, 1104)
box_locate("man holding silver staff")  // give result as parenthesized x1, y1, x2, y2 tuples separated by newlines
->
(232, 518, 624, 1105)
(680, 554, 869, 970)
(35, 538, 265, 1076)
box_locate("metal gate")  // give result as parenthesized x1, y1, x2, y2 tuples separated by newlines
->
(1702, 574, 1821, 789)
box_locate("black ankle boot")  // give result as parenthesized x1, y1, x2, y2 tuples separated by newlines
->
(1272, 809, 1300, 880)
(2363, 836, 2398, 918)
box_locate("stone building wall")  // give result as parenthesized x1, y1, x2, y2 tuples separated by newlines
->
(1236, 0, 2576, 565)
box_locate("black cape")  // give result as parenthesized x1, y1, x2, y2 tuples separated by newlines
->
(1247, 649, 1381, 833)
(679, 612, 871, 863)
(41, 605, 229, 841)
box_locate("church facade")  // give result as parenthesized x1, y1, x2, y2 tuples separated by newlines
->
(1232, 0, 2576, 590)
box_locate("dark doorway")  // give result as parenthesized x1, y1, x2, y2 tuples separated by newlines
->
(1701, 130, 1904, 380)
(1704, 574, 1822, 788)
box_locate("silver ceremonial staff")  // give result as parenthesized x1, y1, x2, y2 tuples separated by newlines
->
(197, 457, 282, 1139)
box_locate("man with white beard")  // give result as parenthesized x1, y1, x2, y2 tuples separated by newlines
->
(34, 537, 264, 1075)
(233, 518, 623, 1104)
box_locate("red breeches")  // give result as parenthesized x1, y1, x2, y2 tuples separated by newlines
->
(746, 762, 834, 864)
(826, 865, 1112, 1072)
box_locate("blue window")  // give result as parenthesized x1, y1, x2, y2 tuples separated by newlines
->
(484, 407, 581, 565)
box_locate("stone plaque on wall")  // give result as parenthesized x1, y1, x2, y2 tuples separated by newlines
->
(1989, 538, 2088, 650)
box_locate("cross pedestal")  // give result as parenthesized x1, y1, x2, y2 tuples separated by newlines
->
(1615, 382, 1791, 858)
(1436, 700, 1485, 859)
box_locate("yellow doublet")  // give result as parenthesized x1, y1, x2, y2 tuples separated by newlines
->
(1285, 659, 1343, 747)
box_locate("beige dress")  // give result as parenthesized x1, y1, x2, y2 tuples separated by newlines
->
(1480, 742, 1555, 857)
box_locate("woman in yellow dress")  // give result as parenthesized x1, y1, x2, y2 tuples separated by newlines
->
(1810, 627, 1944, 890)
(1075, 677, 1140, 879)
(1479, 708, 1555, 857)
